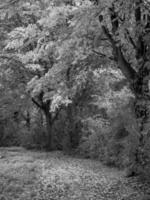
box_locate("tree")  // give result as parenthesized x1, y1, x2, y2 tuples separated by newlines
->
(0, 0, 79, 150)
(94, 0, 150, 173)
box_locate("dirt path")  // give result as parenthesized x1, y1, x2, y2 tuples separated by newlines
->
(0, 147, 148, 200)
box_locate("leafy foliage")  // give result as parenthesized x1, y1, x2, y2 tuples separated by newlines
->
(1, 0, 150, 183)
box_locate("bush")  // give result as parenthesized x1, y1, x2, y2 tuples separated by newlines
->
(77, 117, 109, 160)
(19, 125, 47, 150)
(0, 121, 20, 147)
(78, 106, 139, 169)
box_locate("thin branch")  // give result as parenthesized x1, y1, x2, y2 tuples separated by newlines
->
(92, 49, 106, 57)
(117, 46, 137, 78)
(32, 98, 43, 109)
(101, 26, 115, 45)
(126, 29, 137, 49)
(92, 49, 114, 60)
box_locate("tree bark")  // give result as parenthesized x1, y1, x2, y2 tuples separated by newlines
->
(32, 96, 55, 150)
(44, 109, 55, 150)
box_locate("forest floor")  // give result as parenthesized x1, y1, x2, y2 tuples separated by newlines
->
(0, 147, 149, 200)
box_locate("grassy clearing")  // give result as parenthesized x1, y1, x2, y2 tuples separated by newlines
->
(0, 147, 148, 200)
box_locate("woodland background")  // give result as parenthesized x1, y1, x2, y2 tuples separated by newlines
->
(0, 0, 150, 182)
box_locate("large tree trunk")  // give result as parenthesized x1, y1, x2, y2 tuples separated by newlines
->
(130, 1, 150, 174)
(44, 109, 55, 150)
(32, 97, 55, 150)
(130, 65, 150, 175)
(25, 111, 30, 130)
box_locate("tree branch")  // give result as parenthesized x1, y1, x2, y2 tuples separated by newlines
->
(32, 98, 43, 109)
(117, 47, 137, 80)
(92, 49, 114, 60)
(101, 26, 137, 81)
(126, 29, 137, 49)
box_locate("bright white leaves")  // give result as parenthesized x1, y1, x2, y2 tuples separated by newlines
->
(5, 24, 38, 50)
(38, 6, 71, 29)
(50, 93, 72, 112)
(25, 64, 43, 72)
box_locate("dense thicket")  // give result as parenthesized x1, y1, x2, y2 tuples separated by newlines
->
(0, 0, 150, 181)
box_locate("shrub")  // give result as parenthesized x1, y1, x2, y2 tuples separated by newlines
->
(0, 121, 20, 147)
(19, 125, 47, 150)
(78, 105, 139, 169)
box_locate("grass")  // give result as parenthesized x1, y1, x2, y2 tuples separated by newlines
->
(0, 147, 148, 200)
